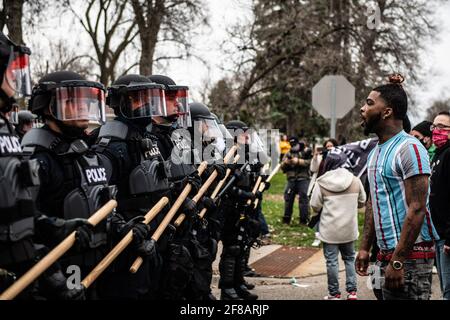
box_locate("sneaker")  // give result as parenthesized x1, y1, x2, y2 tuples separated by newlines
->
(311, 239, 321, 247)
(347, 291, 357, 300)
(323, 293, 341, 300)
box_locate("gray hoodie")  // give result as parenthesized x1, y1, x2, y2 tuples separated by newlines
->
(310, 168, 366, 244)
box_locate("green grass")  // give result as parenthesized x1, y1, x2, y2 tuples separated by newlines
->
(262, 199, 316, 247)
(266, 172, 286, 195)
(262, 172, 365, 249)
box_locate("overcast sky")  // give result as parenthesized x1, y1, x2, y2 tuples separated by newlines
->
(157, 0, 450, 126)
(23, 0, 450, 126)
(411, 0, 450, 123)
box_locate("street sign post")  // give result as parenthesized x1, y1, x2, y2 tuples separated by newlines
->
(312, 75, 355, 138)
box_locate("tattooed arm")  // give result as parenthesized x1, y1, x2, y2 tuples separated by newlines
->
(391, 174, 428, 262)
(361, 195, 375, 252)
(356, 194, 375, 276)
(385, 174, 429, 289)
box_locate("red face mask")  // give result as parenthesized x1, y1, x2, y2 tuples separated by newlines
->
(432, 129, 450, 148)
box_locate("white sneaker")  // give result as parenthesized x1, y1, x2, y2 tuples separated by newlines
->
(312, 239, 321, 247)
(347, 291, 358, 300)
(324, 293, 341, 300)
(433, 266, 438, 274)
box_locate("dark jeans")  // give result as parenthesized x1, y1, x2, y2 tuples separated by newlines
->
(375, 258, 434, 300)
(435, 239, 450, 299)
(283, 179, 310, 223)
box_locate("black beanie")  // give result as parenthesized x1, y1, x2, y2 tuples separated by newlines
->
(412, 120, 432, 138)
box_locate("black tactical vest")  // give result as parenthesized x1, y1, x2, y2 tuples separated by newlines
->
(21, 128, 112, 249)
(95, 120, 170, 213)
(0, 119, 39, 245)
(163, 129, 198, 182)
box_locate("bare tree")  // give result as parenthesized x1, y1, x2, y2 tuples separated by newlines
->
(1, 0, 25, 43)
(130, 0, 207, 75)
(31, 39, 96, 80)
(1, 0, 48, 44)
(426, 99, 450, 121)
(69, 0, 139, 86)
(219, 0, 440, 139)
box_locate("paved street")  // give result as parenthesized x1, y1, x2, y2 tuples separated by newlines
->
(211, 244, 442, 300)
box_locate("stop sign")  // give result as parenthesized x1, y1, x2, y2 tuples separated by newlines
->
(312, 75, 355, 119)
(312, 75, 355, 138)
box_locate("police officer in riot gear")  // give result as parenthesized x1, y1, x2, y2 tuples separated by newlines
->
(147, 74, 204, 299)
(92, 74, 169, 299)
(15, 110, 37, 141)
(22, 70, 115, 299)
(218, 120, 260, 300)
(184, 102, 227, 300)
(0, 30, 39, 299)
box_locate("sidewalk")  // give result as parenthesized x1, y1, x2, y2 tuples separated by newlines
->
(211, 243, 442, 300)
(213, 243, 345, 278)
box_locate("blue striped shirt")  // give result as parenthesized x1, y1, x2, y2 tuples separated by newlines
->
(367, 130, 439, 251)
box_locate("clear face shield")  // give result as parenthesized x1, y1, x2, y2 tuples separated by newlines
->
(249, 130, 270, 166)
(119, 84, 167, 119)
(46, 81, 106, 124)
(236, 130, 250, 146)
(165, 85, 190, 128)
(3, 46, 32, 99)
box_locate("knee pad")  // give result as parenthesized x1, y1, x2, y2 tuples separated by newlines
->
(223, 245, 241, 257)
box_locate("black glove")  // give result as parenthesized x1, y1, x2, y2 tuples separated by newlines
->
(182, 197, 198, 217)
(135, 238, 157, 257)
(209, 164, 226, 180)
(263, 181, 271, 191)
(116, 215, 151, 250)
(238, 189, 255, 201)
(42, 269, 85, 300)
(74, 223, 95, 252)
(233, 168, 243, 180)
(250, 163, 263, 172)
(201, 196, 217, 211)
(37, 216, 93, 249)
(255, 191, 263, 200)
(0, 268, 16, 292)
(186, 172, 202, 194)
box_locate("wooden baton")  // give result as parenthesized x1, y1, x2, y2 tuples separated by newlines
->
(81, 197, 169, 289)
(129, 161, 209, 273)
(0, 200, 117, 300)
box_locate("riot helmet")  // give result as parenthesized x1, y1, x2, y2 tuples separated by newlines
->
(212, 112, 233, 141)
(107, 74, 166, 121)
(0, 31, 32, 113)
(29, 71, 106, 124)
(226, 120, 250, 145)
(148, 74, 190, 128)
(189, 102, 222, 141)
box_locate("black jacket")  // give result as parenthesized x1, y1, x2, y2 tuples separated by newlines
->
(430, 141, 450, 245)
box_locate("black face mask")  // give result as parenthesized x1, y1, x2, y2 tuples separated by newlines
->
(0, 90, 16, 113)
(54, 119, 87, 139)
(132, 117, 152, 128)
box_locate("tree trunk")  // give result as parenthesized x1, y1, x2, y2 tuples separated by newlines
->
(286, 112, 297, 137)
(4, 0, 24, 44)
(139, 33, 157, 76)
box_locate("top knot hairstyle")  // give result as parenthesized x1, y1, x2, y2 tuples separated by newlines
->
(388, 73, 405, 85)
(373, 73, 408, 120)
